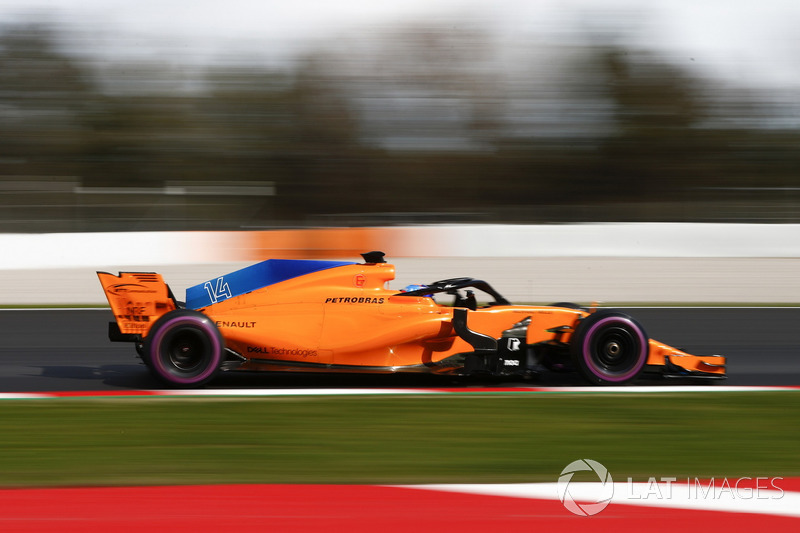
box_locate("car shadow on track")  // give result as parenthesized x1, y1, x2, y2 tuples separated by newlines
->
(28, 364, 726, 392)
(35, 364, 161, 390)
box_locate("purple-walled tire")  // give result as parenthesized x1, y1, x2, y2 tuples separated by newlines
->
(570, 310, 649, 385)
(143, 310, 224, 388)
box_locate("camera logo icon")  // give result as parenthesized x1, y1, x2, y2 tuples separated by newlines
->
(558, 459, 614, 516)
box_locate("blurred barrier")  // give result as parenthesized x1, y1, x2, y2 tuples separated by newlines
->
(247, 223, 800, 259)
(2, 224, 800, 304)
(4, 223, 800, 268)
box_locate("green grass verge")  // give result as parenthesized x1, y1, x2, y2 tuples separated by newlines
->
(1, 392, 798, 488)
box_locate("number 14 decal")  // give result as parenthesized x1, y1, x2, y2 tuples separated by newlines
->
(204, 276, 232, 304)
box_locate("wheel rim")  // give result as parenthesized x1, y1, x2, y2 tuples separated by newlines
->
(591, 326, 638, 373)
(166, 329, 208, 372)
(155, 323, 217, 379)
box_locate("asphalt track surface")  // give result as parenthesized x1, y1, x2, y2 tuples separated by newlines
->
(1, 308, 799, 392)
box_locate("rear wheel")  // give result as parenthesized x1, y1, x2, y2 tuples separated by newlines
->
(143, 310, 224, 388)
(570, 310, 648, 385)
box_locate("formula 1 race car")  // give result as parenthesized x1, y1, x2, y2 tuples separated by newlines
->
(97, 251, 726, 387)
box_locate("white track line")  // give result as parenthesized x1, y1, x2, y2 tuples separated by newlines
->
(404, 482, 800, 518)
(523, 386, 800, 393)
(0, 385, 798, 400)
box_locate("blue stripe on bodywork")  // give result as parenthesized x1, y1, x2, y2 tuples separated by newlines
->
(186, 259, 355, 309)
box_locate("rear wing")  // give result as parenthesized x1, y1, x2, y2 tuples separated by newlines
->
(97, 271, 178, 339)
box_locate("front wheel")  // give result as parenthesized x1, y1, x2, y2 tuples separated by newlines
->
(570, 310, 649, 385)
(143, 310, 224, 388)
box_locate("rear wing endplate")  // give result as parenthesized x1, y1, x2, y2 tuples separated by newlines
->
(97, 271, 178, 338)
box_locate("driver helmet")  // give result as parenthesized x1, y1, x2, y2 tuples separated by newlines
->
(401, 284, 433, 297)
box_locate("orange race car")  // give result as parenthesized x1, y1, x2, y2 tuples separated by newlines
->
(97, 251, 726, 387)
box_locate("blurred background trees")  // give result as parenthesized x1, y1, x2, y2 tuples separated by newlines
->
(1, 19, 799, 232)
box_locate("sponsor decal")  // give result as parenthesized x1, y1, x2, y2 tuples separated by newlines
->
(324, 297, 385, 304)
(215, 321, 256, 328)
(354, 274, 367, 288)
(247, 346, 318, 357)
(118, 322, 149, 333)
(507, 338, 521, 351)
(118, 313, 150, 323)
(108, 284, 157, 296)
(117, 301, 151, 323)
